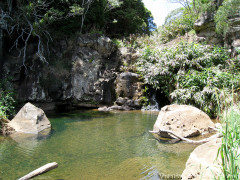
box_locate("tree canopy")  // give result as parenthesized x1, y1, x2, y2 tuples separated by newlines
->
(0, 0, 155, 67)
(1, 0, 155, 37)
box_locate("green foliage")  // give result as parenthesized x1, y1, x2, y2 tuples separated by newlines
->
(86, 0, 156, 37)
(0, 81, 16, 122)
(136, 42, 238, 117)
(1, 0, 155, 66)
(112, 39, 124, 48)
(46, 0, 155, 37)
(139, 86, 150, 107)
(219, 106, 240, 179)
(158, 19, 193, 43)
(215, 0, 240, 35)
(161, 0, 228, 43)
(172, 67, 240, 116)
(158, 0, 204, 43)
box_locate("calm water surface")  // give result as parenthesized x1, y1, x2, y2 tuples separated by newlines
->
(0, 110, 196, 179)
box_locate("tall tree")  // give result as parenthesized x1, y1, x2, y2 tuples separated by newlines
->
(104, 0, 156, 37)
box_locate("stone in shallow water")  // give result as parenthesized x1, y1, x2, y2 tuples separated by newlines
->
(7, 102, 51, 134)
(153, 104, 215, 138)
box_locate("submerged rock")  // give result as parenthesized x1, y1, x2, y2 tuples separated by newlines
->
(98, 106, 110, 112)
(181, 138, 222, 179)
(153, 104, 215, 138)
(98, 104, 135, 111)
(6, 102, 51, 134)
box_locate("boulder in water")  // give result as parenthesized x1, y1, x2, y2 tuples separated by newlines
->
(153, 104, 215, 138)
(6, 102, 51, 134)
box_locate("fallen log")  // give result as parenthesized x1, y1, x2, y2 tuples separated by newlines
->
(149, 130, 222, 144)
(18, 162, 58, 180)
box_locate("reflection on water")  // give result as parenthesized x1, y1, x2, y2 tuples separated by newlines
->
(9, 128, 51, 155)
(0, 110, 195, 179)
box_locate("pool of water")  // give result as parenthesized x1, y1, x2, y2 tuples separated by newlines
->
(0, 110, 197, 179)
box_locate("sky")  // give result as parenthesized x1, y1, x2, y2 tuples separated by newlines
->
(142, 0, 182, 27)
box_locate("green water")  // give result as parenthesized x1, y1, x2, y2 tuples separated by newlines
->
(0, 110, 196, 180)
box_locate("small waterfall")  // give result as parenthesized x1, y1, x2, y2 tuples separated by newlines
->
(141, 93, 159, 111)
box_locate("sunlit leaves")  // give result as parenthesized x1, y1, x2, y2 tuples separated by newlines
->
(70, 4, 84, 15)
(0, 82, 15, 121)
(136, 42, 237, 117)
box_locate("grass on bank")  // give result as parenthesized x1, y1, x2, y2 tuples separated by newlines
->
(218, 105, 240, 180)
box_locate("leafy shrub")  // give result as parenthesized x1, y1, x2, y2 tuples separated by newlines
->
(0, 81, 16, 122)
(158, 21, 192, 44)
(136, 42, 238, 117)
(172, 67, 240, 116)
(157, 5, 198, 44)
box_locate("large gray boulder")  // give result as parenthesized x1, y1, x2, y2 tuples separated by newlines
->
(153, 105, 215, 138)
(7, 103, 51, 134)
(181, 138, 222, 179)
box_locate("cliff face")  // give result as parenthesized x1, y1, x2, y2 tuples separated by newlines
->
(194, 13, 240, 55)
(2, 34, 122, 110)
(226, 15, 240, 55)
(194, 13, 223, 45)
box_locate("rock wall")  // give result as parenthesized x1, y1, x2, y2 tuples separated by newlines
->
(226, 15, 240, 56)
(2, 34, 122, 110)
(194, 13, 240, 56)
(194, 13, 223, 45)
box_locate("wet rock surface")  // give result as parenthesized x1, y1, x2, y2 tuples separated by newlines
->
(2, 34, 149, 111)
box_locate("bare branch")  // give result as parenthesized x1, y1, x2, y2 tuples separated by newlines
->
(22, 15, 33, 70)
(149, 129, 222, 144)
(80, 0, 94, 33)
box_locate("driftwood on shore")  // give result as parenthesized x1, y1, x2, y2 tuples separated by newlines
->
(149, 129, 222, 144)
(18, 162, 58, 180)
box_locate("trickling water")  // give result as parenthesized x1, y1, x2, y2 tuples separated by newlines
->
(0, 110, 196, 179)
(142, 94, 160, 111)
